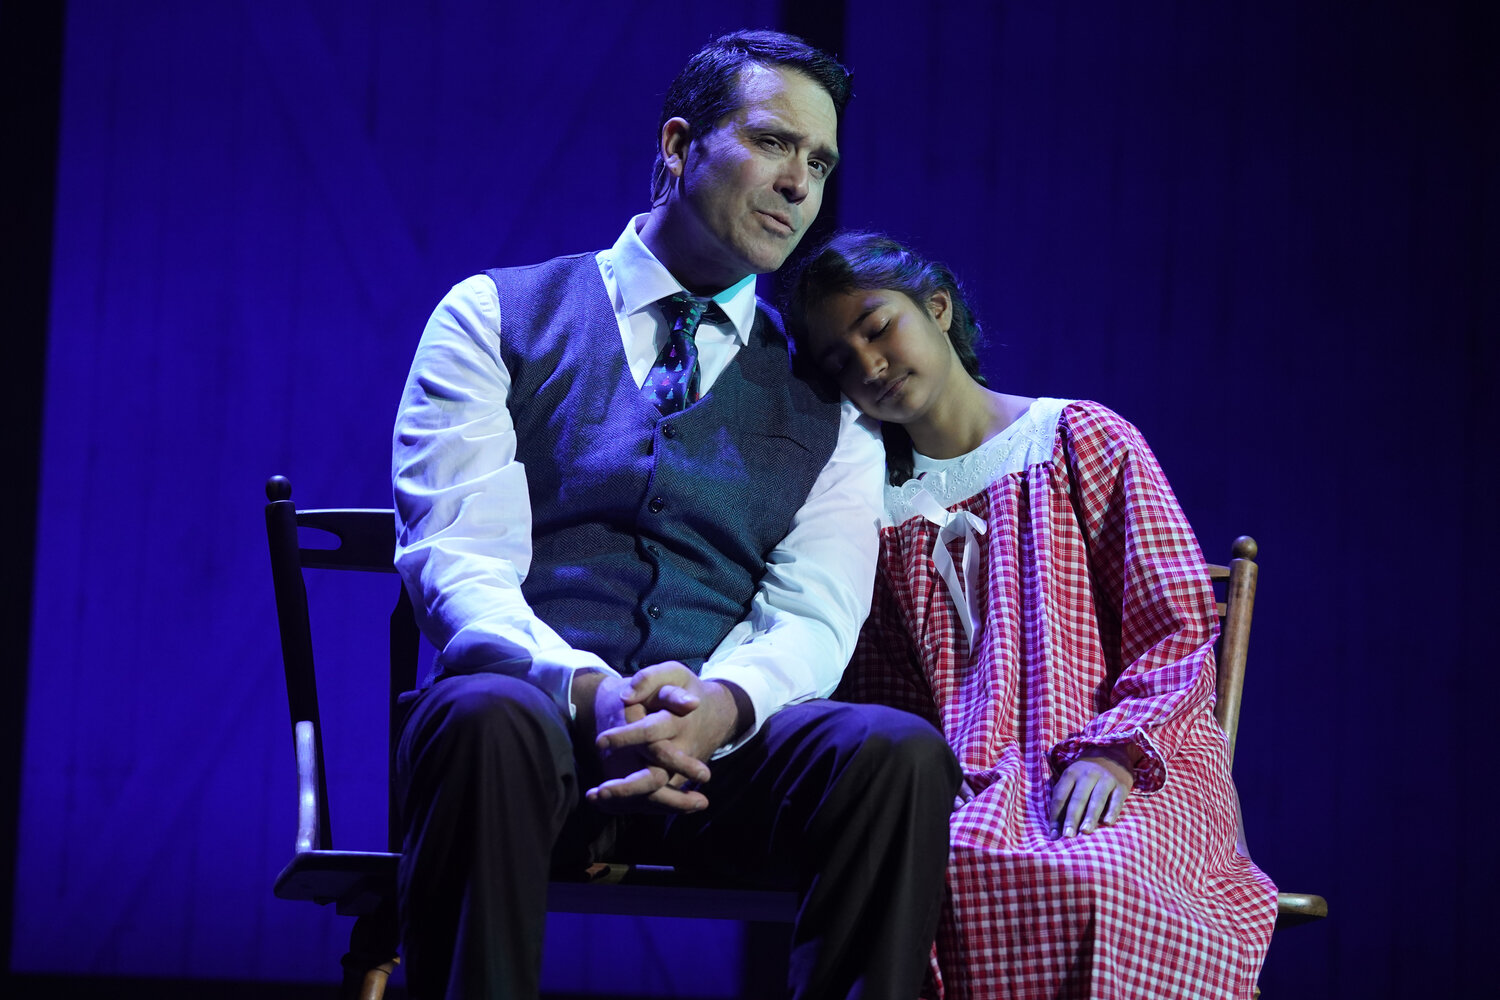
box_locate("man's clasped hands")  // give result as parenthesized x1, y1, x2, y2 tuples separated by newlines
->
(573, 663, 749, 814)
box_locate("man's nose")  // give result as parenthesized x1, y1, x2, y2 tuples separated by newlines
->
(857, 347, 886, 383)
(776, 158, 810, 203)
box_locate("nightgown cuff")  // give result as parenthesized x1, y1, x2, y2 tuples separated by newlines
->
(1049, 728, 1168, 794)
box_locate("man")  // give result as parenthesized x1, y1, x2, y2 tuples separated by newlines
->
(391, 30, 959, 999)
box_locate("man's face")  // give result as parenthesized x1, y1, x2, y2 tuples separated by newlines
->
(673, 64, 840, 285)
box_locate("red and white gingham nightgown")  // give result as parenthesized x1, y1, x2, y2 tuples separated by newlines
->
(841, 399, 1278, 1000)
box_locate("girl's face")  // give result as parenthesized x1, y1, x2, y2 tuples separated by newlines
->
(804, 286, 957, 425)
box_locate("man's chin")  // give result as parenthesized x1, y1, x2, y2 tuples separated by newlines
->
(747, 242, 801, 275)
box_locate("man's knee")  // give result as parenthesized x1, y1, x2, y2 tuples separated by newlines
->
(402, 672, 572, 767)
(851, 704, 960, 795)
(804, 702, 959, 807)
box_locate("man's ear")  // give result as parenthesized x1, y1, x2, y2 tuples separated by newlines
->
(660, 117, 693, 182)
(928, 288, 953, 333)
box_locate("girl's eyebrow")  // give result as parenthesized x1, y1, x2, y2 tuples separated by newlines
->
(843, 304, 877, 332)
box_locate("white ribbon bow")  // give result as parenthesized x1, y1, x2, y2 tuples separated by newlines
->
(909, 489, 989, 648)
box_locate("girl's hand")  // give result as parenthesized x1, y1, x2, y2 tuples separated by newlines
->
(1048, 745, 1137, 838)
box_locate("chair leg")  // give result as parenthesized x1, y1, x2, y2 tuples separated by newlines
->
(346, 957, 398, 1000)
(340, 905, 400, 1000)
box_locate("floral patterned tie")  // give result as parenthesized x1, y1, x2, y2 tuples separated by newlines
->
(644, 292, 726, 414)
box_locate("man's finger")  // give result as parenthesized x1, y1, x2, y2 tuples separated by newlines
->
(586, 766, 669, 802)
(651, 684, 701, 715)
(596, 717, 712, 783)
(596, 786, 708, 816)
(596, 709, 686, 749)
(586, 770, 709, 815)
(621, 663, 696, 705)
(644, 785, 709, 813)
(636, 738, 711, 783)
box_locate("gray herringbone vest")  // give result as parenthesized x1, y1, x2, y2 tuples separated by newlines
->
(489, 255, 840, 674)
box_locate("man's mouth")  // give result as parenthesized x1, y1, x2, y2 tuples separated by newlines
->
(756, 210, 794, 235)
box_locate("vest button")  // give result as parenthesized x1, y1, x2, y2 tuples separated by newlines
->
(662, 424, 677, 439)
(647, 604, 662, 619)
(648, 497, 665, 513)
(646, 544, 660, 556)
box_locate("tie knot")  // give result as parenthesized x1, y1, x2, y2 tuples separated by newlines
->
(661, 292, 727, 335)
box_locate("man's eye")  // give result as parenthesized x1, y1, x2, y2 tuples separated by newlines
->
(809, 160, 828, 177)
(759, 136, 784, 151)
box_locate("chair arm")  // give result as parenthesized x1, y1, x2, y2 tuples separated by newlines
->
(1275, 892, 1329, 929)
(295, 719, 320, 854)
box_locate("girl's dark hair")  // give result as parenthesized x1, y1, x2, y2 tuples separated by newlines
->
(785, 231, 988, 485)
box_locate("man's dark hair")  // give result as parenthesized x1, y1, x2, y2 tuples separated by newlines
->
(650, 29, 852, 202)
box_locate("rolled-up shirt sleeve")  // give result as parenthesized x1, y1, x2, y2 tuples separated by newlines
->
(701, 400, 884, 754)
(392, 275, 614, 715)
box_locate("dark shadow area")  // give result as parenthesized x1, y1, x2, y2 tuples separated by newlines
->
(0, 0, 63, 982)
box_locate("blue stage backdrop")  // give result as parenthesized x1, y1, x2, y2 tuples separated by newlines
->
(16, 1, 1496, 997)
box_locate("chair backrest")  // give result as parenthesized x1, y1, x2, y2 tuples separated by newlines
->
(1206, 535, 1259, 768)
(264, 475, 418, 853)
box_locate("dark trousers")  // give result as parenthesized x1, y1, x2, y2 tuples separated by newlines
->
(396, 672, 960, 1000)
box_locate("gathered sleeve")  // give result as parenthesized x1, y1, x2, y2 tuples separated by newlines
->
(1046, 402, 1221, 794)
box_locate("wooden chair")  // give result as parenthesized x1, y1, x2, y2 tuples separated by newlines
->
(263, 475, 795, 1000)
(1208, 536, 1328, 931)
(265, 475, 1322, 996)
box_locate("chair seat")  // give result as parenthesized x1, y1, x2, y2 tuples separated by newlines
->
(274, 851, 798, 923)
(277, 847, 1311, 931)
(274, 850, 397, 916)
(1275, 891, 1329, 929)
(550, 864, 797, 921)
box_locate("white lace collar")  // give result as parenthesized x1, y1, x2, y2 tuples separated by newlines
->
(884, 397, 1071, 526)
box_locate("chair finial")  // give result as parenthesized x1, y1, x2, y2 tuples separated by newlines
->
(1231, 535, 1257, 561)
(267, 475, 293, 502)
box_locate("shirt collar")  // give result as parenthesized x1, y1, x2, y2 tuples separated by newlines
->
(607, 215, 758, 344)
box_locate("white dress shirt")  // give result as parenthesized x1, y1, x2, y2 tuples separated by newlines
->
(392, 217, 884, 752)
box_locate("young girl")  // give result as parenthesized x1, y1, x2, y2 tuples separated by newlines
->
(788, 232, 1278, 1000)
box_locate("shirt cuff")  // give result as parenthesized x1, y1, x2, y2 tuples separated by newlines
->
(538, 657, 618, 721)
(437, 645, 616, 721)
(1048, 728, 1168, 794)
(697, 659, 776, 758)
